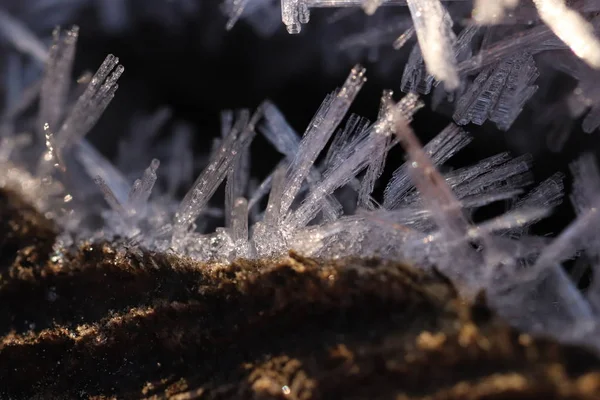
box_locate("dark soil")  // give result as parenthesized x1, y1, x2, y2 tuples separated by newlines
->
(0, 188, 599, 400)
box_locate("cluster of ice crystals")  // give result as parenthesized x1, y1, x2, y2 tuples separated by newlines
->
(1, 1, 600, 357)
(483, 153, 600, 349)
(225, 0, 600, 350)
(454, 51, 539, 130)
(223, 0, 600, 133)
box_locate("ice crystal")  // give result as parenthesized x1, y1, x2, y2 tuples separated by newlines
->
(454, 51, 539, 130)
(472, 0, 519, 25)
(221, 0, 600, 133)
(405, 0, 459, 90)
(533, 0, 600, 69)
(222, 0, 600, 350)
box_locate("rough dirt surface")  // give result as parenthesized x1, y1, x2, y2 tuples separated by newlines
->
(1, 188, 600, 400)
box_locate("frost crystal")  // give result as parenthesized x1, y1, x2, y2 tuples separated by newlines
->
(405, 0, 459, 90)
(39, 26, 79, 135)
(533, 0, 600, 69)
(472, 0, 519, 25)
(172, 108, 261, 252)
(222, 0, 600, 134)
(454, 52, 539, 130)
(279, 65, 366, 216)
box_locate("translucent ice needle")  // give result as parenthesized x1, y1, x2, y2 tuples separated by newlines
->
(533, 0, 600, 69)
(127, 159, 160, 215)
(458, 25, 555, 75)
(383, 124, 472, 209)
(517, 172, 564, 209)
(77, 139, 130, 204)
(251, 163, 287, 257)
(258, 102, 347, 221)
(41, 123, 65, 173)
(54, 54, 123, 154)
(39, 26, 79, 134)
(281, 0, 301, 33)
(568, 154, 600, 264)
(0, 8, 48, 63)
(406, 0, 459, 90)
(225, 110, 254, 227)
(280, 65, 366, 217)
(392, 117, 483, 291)
(2, 78, 42, 122)
(259, 100, 300, 158)
(531, 198, 600, 276)
(358, 91, 421, 208)
(4, 52, 23, 112)
(173, 109, 260, 245)
(90, 157, 159, 235)
(94, 175, 125, 216)
(264, 163, 287, 227)
(466, 207, 551, 239)
(224, 0, 251, 30)
(393, 26, 415, 50)
(472, 0, 519, 25)
(362, 0, 384, 15)
(392, 121, 470, 237)
(232, 197, 249, 243)
(287, 125, 374, 230)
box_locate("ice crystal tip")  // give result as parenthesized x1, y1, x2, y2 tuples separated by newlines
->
(533, 0, 600, 69)
(472, 0, 519, 25)
(150, 158, 160, 170)
(406, 0, 459, 90)
(282, 0, 302, 34)
(339, 64, 368, 100)
(52, 53, 123, 155)
(393, 26, 416, 50)
(362, 0, 384, 16)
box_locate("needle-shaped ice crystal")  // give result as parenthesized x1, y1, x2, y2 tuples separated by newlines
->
(279, 65, 366, 217)
(0, 8, 48, 63)
(91, 156, 160, 235)
(533, 0, 600, 69)
(472, 0, 519, 25)
(406, 0, 459, 90)
(392, 116, 486, 293)
(172, 108, 261, 248)
(54, 54, 124, 156)
(39, 26, 79, 136)
(383, 124, 471, 209)
(224, 0, 251, 30)
(281, 0, 301, 33)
